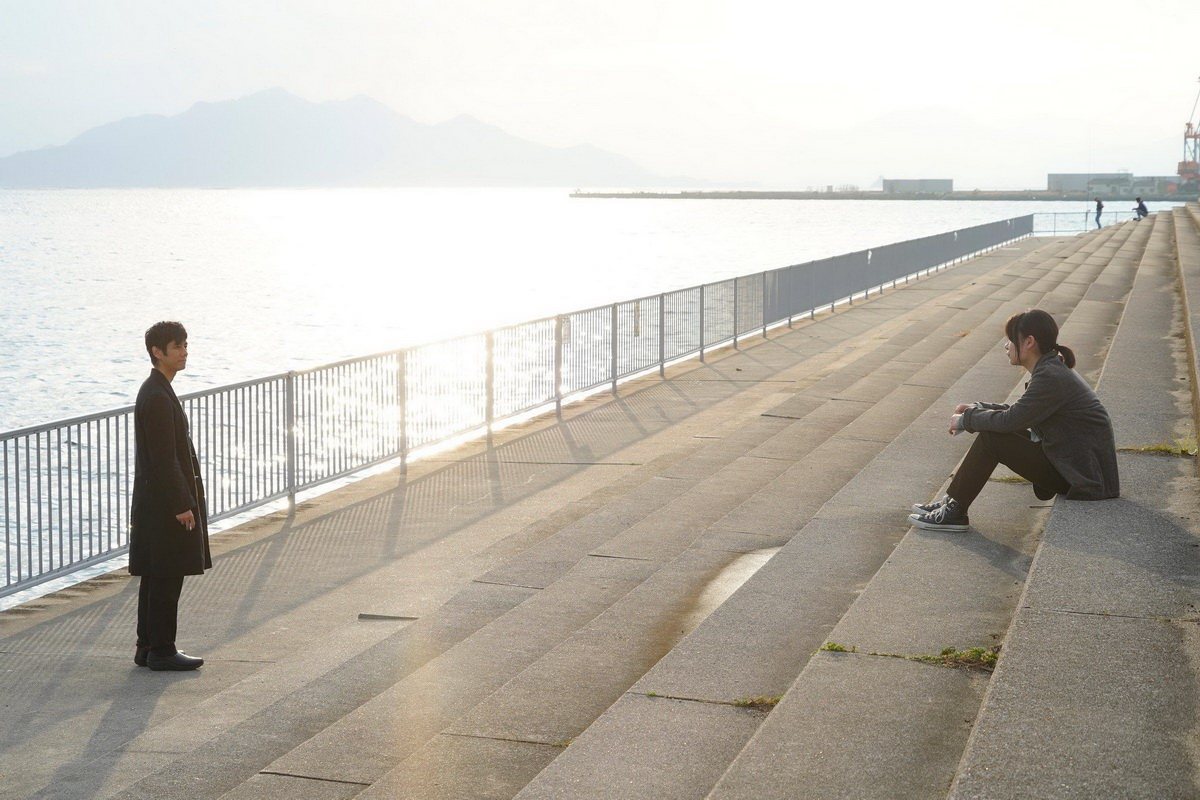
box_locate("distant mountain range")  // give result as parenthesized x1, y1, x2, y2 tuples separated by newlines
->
(0, 88, 686, 188)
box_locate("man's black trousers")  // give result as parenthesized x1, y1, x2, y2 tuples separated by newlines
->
(947, 430, 1070, 510)
(137, 575, 184, 656)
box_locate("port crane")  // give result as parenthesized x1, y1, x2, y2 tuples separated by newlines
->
(1180, 76, 1200, 190)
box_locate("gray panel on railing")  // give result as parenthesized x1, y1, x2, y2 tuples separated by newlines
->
(788, 262, 811, 314)
(807, 256, 836, 310)
(870, 242, 894, 284)
(932, 231, 956, 269)
(768, 271, 787, 326)
(873, 241, 904, 283)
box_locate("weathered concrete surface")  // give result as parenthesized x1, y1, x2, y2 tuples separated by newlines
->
(513, 227, 1142, 800)
(239, 237, 1089, 793)
(950, 607, 1200, 799)
(708, 652, 989, 800)
(950, 213, 1200, 798)
(0, 228, 1157, 800)
(514, 694, 765, 800)
(1174, 204, 1200, 452)
(690, 223, 1146, 800)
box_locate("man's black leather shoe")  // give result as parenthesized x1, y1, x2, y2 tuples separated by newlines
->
(134, 646, 149, 667)
(147, 651, 204, 671)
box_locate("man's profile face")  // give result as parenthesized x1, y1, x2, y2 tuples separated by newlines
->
(153, 339, 188, 372)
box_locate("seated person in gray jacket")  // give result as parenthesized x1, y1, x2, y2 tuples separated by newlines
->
(910, 309, 1119, 532)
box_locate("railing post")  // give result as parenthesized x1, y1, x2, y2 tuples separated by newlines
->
(761, 272, 768, 338)
(732, 277, 739, 350)
(658, 294, 666, 377)
(787, 271, 794, 328)
(554, 315, 564, 415)
(485, 331, 495, 434)
(284, 370, 296, 508)
(397, 351, 408, 474)
(699, 284, 706, 363)
(611, 304, 618, 395)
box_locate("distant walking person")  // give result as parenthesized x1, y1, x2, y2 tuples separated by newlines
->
(130, 321, 210, 670)
(1094, 197, 1103, 229)
(1134, 197, 1149, 220)
(909, 310, 1119, 532)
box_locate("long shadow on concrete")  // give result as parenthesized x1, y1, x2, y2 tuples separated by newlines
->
(0, 333, 835, 795)
(0, 249, 1041, 796)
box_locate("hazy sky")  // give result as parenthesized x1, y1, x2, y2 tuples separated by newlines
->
(2, 0, 1199, 188)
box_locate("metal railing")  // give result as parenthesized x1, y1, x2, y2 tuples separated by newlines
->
(0, 215, 1033, 599)
(1033, 210, 1147, 235)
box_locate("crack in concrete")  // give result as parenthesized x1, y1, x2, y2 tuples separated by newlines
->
(587, 553, 653, 562)
(1037, 607, 1200, 624)
(442, 731, 566, 748)
(471, 579, 545, 590)
(627, 689, 771, 712)
(258, 770, 372, 787)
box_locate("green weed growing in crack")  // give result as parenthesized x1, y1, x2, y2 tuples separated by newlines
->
(645, 691, 659, 698)
(819, 642, 856, 653)
(855, 646, 1002, 672)
(1118, 430, 1198, 458)
(989, 474, 1031, 484)
(913, 646, 1000, 672)
(732, 696, 783, 711)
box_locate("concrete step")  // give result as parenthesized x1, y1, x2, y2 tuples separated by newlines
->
(10, 247, 1002, 799)
(340, 231, 1123, 800)
(507, 226, 1142, 800)
(698, 219, 1152, 800)
(0, 232, 1109, 799)
(216, 242, 1095, 799)
(950, 212, 1200, 797)
(210, 238, 1109, 800)
(1173, 204, 1200, 442)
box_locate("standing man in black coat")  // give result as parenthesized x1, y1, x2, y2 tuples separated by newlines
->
(130, 321, 211, 671)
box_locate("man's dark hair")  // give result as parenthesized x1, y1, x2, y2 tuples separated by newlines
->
(145, 321, 187, 365)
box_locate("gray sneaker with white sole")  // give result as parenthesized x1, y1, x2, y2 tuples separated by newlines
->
(909, 498, 970, 532)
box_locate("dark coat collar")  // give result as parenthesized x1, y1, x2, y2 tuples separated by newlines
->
(1032, 352, 1060, 374)
(149, 368, 179, 398)
(1024, 352, 1060, 388)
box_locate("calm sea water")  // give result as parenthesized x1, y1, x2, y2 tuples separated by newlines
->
(0, 189, 1174, 430)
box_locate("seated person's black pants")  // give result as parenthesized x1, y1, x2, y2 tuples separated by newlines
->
(947, 430, 1070, 510)
(137, 575, 185, 656)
